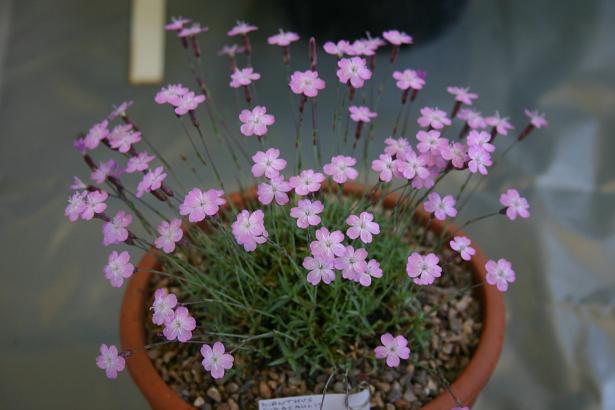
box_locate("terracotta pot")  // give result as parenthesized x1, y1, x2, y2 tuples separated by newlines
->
(120, 183, 505, 409)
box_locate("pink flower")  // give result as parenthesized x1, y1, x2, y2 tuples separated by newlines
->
(172, 92, 206, 116)
(525, 109, 548, 128)
(485, 258, 516, 292)
(384, 137, 410, 157)
(91, 159, 121, 184)
(346, 212, 380, 244)
(416, 129, 445, 155)
(70, 177, 87, 191)
(467, 147, 493, 175)
(447, 86, 478, 105)
(104, 251, 134, 288)
(335, 246, 368, 281)
(84, 120, 109, 150)
(81, 190, 108, 220)
(452, 407, 470, 410)
(323, 40, 350, 57)
(155, 84, 189, 105)
(289, 169, 325, 196)
(371, 154, 396, 182)
(163, 306, 196, 342)
(395, 150, 430, 180)
(393, 69, 425, 91)
(108, 101, 133, 120)
(218, 44, 245, 57)
(406, 252, 442, 285)
(179, 188, 226, 222)
(102, 211, 132, 246)
(136, 166, 167, 198)
(290, 199, 324, 229)
(257, 176, 291, 206)
(239, 106, 275, 137)
(346, 39, 377, 56)
(108, 124, 141, 153)
(228, 21, 258, 36)
(357, 259, 383, 287)
(467, 130, 495, 153)
(499, 189, 530, 220)
(349, 105, 377, 123)
(440, 142, 468, 169)
(289, 70, 326, 97)
(418, 107, 451, 129)
(450, 236, 476, 261)
(155, 219, 183, 253)
(383, 30, 413, 46)
(96, 344, 126, 379)
(151, 288, 177, 325)
(310, 227, 346, 259)
(73, 138, 87, 154)
(165, 16, 190, 31)
(411, 170, 436, 190)
(126, 151, 155, 173)
(178, 22, 208, 38)
(268, 30, 299, 46)
(251, 148, 287, 178)
(423, 192, 457, 220)
(458, 108, 486, 129)
(230, 67, 260, 88)
(232, 210, 268, 252)
(201, 342, 234, 379)
(323, 155, 358, 184)
(303, 256, 336, 286)
(485, 112, 514, 136)
(336, 57, 372, 88)
(374, 333, 410, 367)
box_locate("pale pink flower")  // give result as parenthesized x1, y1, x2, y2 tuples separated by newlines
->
(467, 130, 495, 153)
(73, 138, 87, 154)
(349, 105, 377, 123)
(165, 16, 190, 31)
(423, 192, 457, 220)
(230, 67, 260, 88)
(395, 150, 430, 180)
(96, 344, 126, 379)
(84, 120, 109, 150)
(257, 176, 291, 206)
(102, 211, 132, 246)
(411, 169, 437, 190)
(81, 190, 108, 220)
(231, 210, 268, 252)
(163, 306, 196, 342)
(289, 169, 325, 196)
(290, 199, 324, 229)
(70, 177, 87, 191)
(108, 124, 141, 153)
(91, 159, 121, 184)
(172, 92, 206, 116)
(155, 219, 183, 253)
(65, 191, 87, 222)
(374, 333, 410, 367)
(383, 30, 413, 46)
(335, 246, 368, 281)
(179, 188, 226, 222)
(447, 86, 478, 105)
(310, 227, 346, 259)
(155, 84, 189, 105)
(136, 166, 167, 198)
(336, 57, 372, 88)
(201, 342, 234, 379)
(416, 129, 445, 155)
(346, 212, 380, 244)
(289, 70, 326, 97)
(108, 101, 133, 120)
(151, 288, 177, 326)
(303, 256, 336, 286)
(228, 21, 258, 36)
(485, 112, 514, 136)
(499, 189, 530, 220)
(371, 154, 396, 182)
(104, 251, 134, 288)
(323, 40, 351, 57)
(485, 258, 516, 292)
(126, 151, 155, 173)
(323, 155, 358, 184)
(458, 108, 487, 129)
(467, 147, 492, 175)
(357, 259, 383, 287)
(251, 148, 287, 178)
(440, 142, 468, 169)
(218, 44, 245, 57)
(406, 252, 442, 285)
(450, 236, 476, 261)
(525, 109, 548, 128)
(418, 107, 451, 129)
(451, 407, 470, 410)
(393, 69, 425, 91)
(346, 39, 376, 56)
(384, 137, 410, 157)
(178, 22, 208, 38)
(239, 106, 275, 137)
(267, 30, 299, 46)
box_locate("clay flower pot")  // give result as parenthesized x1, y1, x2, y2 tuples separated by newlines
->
(120, 183, 505, 409)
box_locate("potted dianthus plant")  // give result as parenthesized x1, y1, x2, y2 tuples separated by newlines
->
(65, 17, 547, 410)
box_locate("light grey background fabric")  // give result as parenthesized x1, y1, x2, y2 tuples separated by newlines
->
(0, 0, 614, 409)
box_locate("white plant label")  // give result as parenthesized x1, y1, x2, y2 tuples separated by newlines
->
(258, 389, 370, 410)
